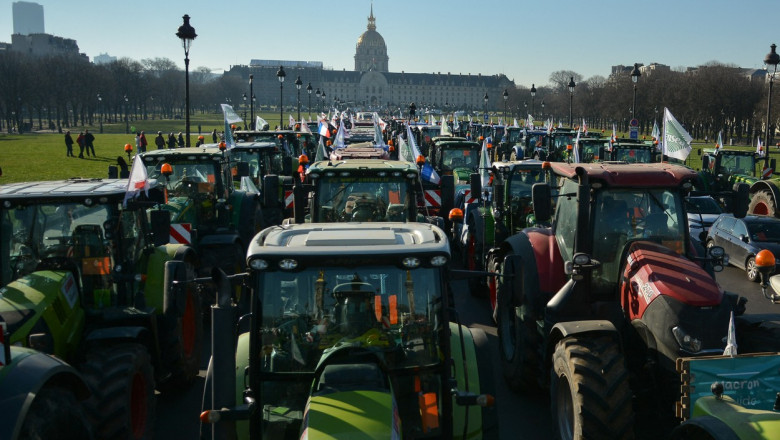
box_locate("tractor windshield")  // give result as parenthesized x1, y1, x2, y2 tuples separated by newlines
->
(719, 153, 756, 176)
(315, 176, 411, 222)
(613, 148, 653, 163)
(590, 188, 686, 294)
(440, 147, 480, 172)
(145, 159, 226, 200)
(507, 168, 547, 200)
(508, 129, 523, 143)
(230, 149, 284, 184)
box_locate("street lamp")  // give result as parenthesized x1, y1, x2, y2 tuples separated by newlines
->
(315, 88, 321, 115)
(530, 84, 536, 116)
(503, 89, 508, 122)
(631, 63, 641, 120)
(321, 91, 326, 115)
(97, 94, 103, 133)
(541, 100, 545, 122)
(295, 75, 302, 122)
(568, 76, 576, 128)
(249, 74, 254, 129)
(765, 43, 780, 169)
(242, 93, 248, 129)
(306, 82, 313, 119)
(277, 66, 286, 129)
(483, 93, 488, 123)
(176, 14, 197, 147)
(124, 94, 129, 134)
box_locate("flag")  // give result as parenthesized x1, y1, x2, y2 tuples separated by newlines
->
(651, 120, 661, 151)
(453, 114, 460, 131)
(124, 154, 149, 207)
(479, 138, 491, 188)
(662, 107, 693, 161)
(573, 127, 581, 163)
(373, 112, 387, 131)
(224, 118, 236, 149)
(319, 122, 331, 138)
(582, 119, 588, 135)
(757, 137, 765, 157)
(513, 118, 519, 128)
(398, 135, 414, 163)
(405, 125, 440, 184)
(557, 121, 563, 128)
(333, 121, 348, 149)
(300, 118, 312, 134)
(723, 311, 737, 357)
(315, 136, 328, 161)
(289, 115, 296, 128)
(256, 116, 269, 130)
(440, 118, 452, 136)
(609, 124, 617, 151)
(374, 119, 387, 149)
(220, 104, 243, 125)
(715, 130, 723, 154)
(431, 115, 438, 125)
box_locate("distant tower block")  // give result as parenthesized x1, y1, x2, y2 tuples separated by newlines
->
(12, 1, 45, 35)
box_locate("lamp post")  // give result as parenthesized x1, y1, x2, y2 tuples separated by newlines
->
(306, 83, 312, 120)
(321, 91, 326, 115)
(315, 88, 321, 115)
(176, 14, 197, 147)
(249, 74, 254, 129)
(631, 63, 641, 120)
(503, 89, 508, 122)
(97, 94, 103, 133)
(568, 77, 576, 128)
(483, 93, 488, 123)
(242, 93, 248, 129)
(124, 94, 129, 134)
(276, 66, 286, 129)
(295, 75, 302, 122)
(530, 84, 536, 116)
(541, 100, 545, 121)
(765, 43, 780, 169)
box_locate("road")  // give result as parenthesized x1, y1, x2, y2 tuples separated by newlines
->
(154, 263, 780, 440)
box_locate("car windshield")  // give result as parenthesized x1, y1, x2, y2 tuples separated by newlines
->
(686, 197, 722, 215)
(314, 176, 410, 222)
(440, 147, 480, 171)
(613, 148, 653, 163)
(257, 264, 442, 374)
(591, 188, 686, 294)
(748, 221, 780, 242)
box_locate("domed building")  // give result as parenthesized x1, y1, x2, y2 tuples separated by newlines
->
(354, 5, 388, 72)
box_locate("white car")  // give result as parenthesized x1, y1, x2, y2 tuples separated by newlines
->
(685, 195, 723, 242)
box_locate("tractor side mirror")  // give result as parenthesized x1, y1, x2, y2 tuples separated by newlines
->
(150, 209, 171, 247)
(470, 173, 482, 198)
(532, 183, 552, 223)
(235, 162, 250, 178)
(702, 155, 710, 171)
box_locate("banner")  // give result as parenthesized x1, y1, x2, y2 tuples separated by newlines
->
(662, 107, 693, 160)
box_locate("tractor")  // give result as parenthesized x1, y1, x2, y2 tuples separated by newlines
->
(199, 222, 495, 439)
(0, 178, 202, 439)
(489, 162, 759, 438)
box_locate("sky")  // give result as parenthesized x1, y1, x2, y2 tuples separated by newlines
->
(2, 0, 779, 88)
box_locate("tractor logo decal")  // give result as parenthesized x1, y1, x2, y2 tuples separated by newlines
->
(285, 190, 294, 209)
(424, 190, 441, 207)
(170, 223, 192, 245)
(61, 272, 78, 309)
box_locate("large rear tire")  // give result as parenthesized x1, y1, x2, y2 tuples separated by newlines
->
(19, 387, 93, 440)
(550, 335, 634, 440)
(748, 189, 777, 217)
(158, 276, 204, 393)
(81, 343, 156, 440)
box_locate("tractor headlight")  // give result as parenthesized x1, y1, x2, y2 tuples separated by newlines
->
(249, 258, 269, 270)
(672, 326, 702, 353)
(278, 259, 298, 270)
(402, 257, 420, 268)
(430, 255, 448, 266)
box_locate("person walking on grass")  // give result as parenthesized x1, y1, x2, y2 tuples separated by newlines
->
(139, 131, 148, 153)
(212, 129, 218, 143)
(167, 132, 176, 149)
(77, 132, 86, 158)
(64, 130, 75, 157)
(84, 129, 96, 157)
(177, 132, 184, 148)
(155, 131, 165, 149)
(135, 132, 142, 153)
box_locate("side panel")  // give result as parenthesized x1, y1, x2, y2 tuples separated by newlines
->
(143, 244, 182, 313)
(449, 322, 482, 439)
(235, 331, 250, 439)
(526, 229, 566, 295)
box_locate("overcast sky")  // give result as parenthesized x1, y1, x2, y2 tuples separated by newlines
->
(3, 0, 779, 88)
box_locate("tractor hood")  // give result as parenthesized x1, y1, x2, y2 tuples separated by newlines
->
(301, 390, 399, 439)
(624, 241, 722, 308)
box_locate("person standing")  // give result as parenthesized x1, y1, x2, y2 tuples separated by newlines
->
(84, 129, 96, 157)
(155, 131, 165, 149)
(177, 132, 185, 148)
(139, 131, 148, 153)
(64, 131, 75, 157)
(77, 132, 86, 158)
(167, 132, 176, 149)
(135, 132, 142, 153)
(211, 129, 218, 143)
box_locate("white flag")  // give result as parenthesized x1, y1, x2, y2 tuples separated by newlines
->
(440, 118, 452, 136)
(220, 104, 243, 125)
(256, 116, 269, 130)
(662, 107, 693, 161)
(299, 118, 312, 134)
(124, 154, 149, 207)
(757, 137, 765, 158)
(723, 311, 738, 357)
(479, 138, 491, 189)
(573, 128, 581, 163)
(289, 114, 296, 128)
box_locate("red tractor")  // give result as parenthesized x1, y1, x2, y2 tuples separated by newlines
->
(490, 162, 752, 438)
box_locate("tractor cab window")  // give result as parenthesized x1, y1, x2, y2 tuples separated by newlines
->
(508, 129, 523, 143)
(146, 161, 223, 199)
(315, 176, 410, 222)
(508, 168, 546, 200)
(719, 154, 756, 175)
(553, 179, 579, 264)
(591, 188, 686, 295)
(440, 147, 479, 171)
(614, 148, 652, 163)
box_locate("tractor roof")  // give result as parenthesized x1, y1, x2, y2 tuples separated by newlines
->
(0, 178, 137, 202)
(248, 223, 449, 258)
(140, 147, 224, 159)
(550, 162, 698, 187)
(228, 141, 279, 151)
(492, 159, 547, 172)
(308, 159, 418, 175)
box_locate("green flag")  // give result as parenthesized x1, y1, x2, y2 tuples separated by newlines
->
(662, 107, 692, 160)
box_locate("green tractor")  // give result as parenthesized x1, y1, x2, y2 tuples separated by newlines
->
(0, 335, 93, 440)
(139, 147, 264, 305)
(199, 222, 495, 440)
(0, 178, 202, 438)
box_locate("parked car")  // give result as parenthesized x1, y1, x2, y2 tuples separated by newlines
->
(685, 195, 723, 242)
(707, 214, 780, 281)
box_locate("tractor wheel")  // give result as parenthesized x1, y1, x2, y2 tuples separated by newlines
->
(158, 278, 204, 393)
(471, 327, 499, 440)
(81, 343, 156, 440)
(748, 189, 777, 217)
(496, 259, 541, 393)
(486, 254, 502, 318)
(746, 256, 759, 283)
(19, 387, 93, 440)
(550, 335, 634, 440)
